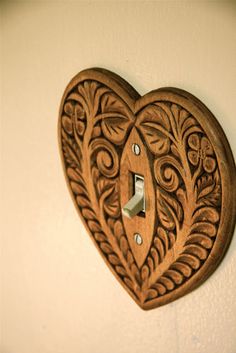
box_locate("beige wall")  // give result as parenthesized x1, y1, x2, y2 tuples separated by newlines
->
(1, 1, 236, 353)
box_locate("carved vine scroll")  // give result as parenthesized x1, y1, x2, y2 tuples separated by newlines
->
(58, 68, 236, 310)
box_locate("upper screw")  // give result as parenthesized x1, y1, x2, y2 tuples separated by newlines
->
(132, 143, 141, 156)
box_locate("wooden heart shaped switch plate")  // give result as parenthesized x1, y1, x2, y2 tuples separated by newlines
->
(58, 68, 236, 310)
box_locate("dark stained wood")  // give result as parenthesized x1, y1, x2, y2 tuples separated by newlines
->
(58, 68, 236, 310)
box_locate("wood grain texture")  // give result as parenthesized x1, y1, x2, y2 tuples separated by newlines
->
(58, 68, 236, 310)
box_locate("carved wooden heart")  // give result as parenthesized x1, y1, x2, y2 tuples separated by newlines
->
(58, 68, 236, 310)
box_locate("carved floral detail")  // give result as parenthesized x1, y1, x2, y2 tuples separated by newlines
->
(62, 102, 86, 136)
(188, 134, 216, 173)
(59, 73, 225, 309)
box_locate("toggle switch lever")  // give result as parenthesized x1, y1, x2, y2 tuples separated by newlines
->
(122, 176, 145, 219)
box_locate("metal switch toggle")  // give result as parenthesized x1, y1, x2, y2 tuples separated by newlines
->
(122, 175, 145, 219)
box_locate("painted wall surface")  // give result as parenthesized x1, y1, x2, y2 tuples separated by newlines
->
(1, 1, 236, 353)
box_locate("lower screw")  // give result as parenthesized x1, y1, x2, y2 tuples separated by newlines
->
(134, 233, 143, 245)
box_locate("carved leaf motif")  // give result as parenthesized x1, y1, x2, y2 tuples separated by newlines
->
(94, 172, 111, 196)
(82, 208, 95, 220)
(94, 232, 106, 242)
(62, 130, 81, 169)
(131, 263, 141, 284)
(147, 257, 154, 273)
(145, 289, 158, 300)
(127, 251, 134, 265)
(91, 166, 99, 183)
(180, 207, 219, 266)
(158, 276, 175, 290)
(76, 195, 90, 208)
(157, 201, 174, 231)
(193, 206, 219, 224)
(201, 186, 221, 207)
(120, 236, 129, 256)
(116, 266, 127, 276)
(150, 247, 160, 268)
(113, 220, 124, 240)
(70, 181, 88, 198)
(197, 174, 215, 199)
(152, 283, 166, 296)
(144, 226, 176, 281)
(141, 265, 150, 281)
(100, 93, 133, 144)
(108, 254, 121, 266)
(123, 277, 134, 290)
(67, 167, 84, 185)
(166, 269, 184, 285)
(154, 236, 165, 261)
(184, 244, 208, 260)
(136, 105, 171, 155)
(101, 116, 132, 145)
(103, 183, 120, 218)
(139, 122, 170, 155)
(186, 234, 213, 249)
(107, 218, 116, 232)
(178, 108, 190, 129)
(196, 171, 221, 207)
(101, 92, 129, 116)
(190, 222, 216, 237)
(172, 262, 192, 278)
(156, 188, 183, 231)
(77, 81, 101, 115)
(181, 116, 198, 136)
(100, 242, 113, 254)
(87, 220, 101, 233)
(178, 254, 201, 270)
(157, 227, 169, 251)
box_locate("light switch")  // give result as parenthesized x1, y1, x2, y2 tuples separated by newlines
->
(122, 174, 145, 219)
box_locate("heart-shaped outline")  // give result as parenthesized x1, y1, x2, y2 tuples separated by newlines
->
(58, 68, 236, 310)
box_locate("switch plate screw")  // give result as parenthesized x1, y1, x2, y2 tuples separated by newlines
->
(132, 143, 141, 155)
(134, 233, 143, 245)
